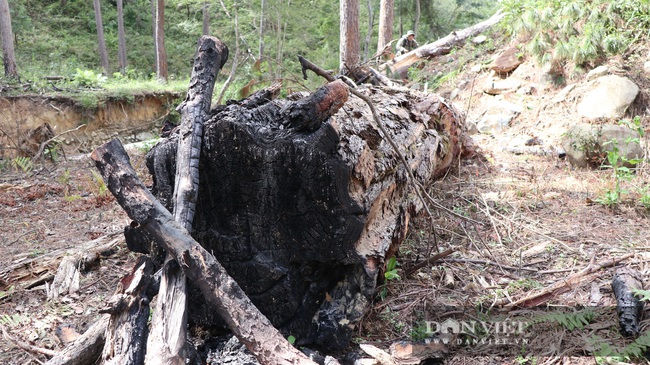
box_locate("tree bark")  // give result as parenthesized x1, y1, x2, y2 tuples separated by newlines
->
(376, 0, 394, 55)
(150, 0, 157, 75)
(381, 10, 504, 77)
(413, 0, 420, 38)
(117, 0, 128, 73)
(0, 0, 18, 79)
(91, 139, 318, 365)
(258, 0, 265, 60)
(155, 0, 168, 81)
(145, 35, 228, 365)
(339, 0, 360, 73)
(92, 0, 110, 75)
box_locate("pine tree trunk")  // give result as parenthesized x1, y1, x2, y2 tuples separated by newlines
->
(117, 0, 128, 73)
(92, 0, 110, 74)
(0, 0, 17, 79)
(155, 0, 168, 81)
(377, 0, 394, 55)
(413, 0, 420, 37)
(339, 0, 360, 73)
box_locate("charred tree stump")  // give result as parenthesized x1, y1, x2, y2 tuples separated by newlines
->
(91, 139, 318, 365)
(145, 77, 470, 351)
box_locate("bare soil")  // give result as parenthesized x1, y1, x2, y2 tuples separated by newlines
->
(2, 46, 650, 364)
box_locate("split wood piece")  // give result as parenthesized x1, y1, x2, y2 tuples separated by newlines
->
(101, 257, 155, 364)
(146, 35, 228, 365)
(611, 267, 644, 337)
(379, 10, 505, 78)
(500, 253, 635, 308)
(1, 232, 121, 298)
(44, 316, 109, 365)
(91, 139, 317, 365)
(1, 323, 58, 358)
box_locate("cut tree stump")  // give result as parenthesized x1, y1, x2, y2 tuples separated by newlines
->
(144, 78, 470, 351)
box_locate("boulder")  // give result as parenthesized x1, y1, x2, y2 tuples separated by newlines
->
(576, 75, 639, 120)
(562, 123, 643, 168)
(490, 46, 524, 74)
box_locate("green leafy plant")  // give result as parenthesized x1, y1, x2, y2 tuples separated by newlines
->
(384, 257, 400, 281)
(529, 308, 596, 331)
(12, 156, 33, 174)
(287, 335, 296, 345)
(500, 0, 650, 73)
(595, 117, 644, 207)
(72, 68, 107, 88)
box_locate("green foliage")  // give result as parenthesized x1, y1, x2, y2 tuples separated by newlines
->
(0, 312, 27, 327)
(595, 117, 644, 207)
(287, 335, 296, 345)
(11, 156, 33, 174)
(72, 68, 107, 88)
(384, 257, 400, 281)
(588, 332, 650, 364)
(500, 0, 650, 71)
(529, 308, 596, 331)
(0, 286, 15, 301)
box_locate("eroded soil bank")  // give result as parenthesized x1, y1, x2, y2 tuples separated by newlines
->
(0, 92, 182, 157)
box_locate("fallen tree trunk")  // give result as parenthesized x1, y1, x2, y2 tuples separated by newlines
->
(145, 75, 470, 351)
(380, 10, 505, 78)
(146, 34, 228, 365)
(91, 140, 318, 365)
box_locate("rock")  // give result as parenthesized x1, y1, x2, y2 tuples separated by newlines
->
(472, 35, 488, 44)
(586, 65, 608, 81)
(576, 75, 639, 120)
(562, 123, 643, 168)
(644, 61, 650, 74)
(449, 88, 460, 100)
(135, 131, 155, 141)
(490, 46, 523, 74)
(552, 84, 576, 103)
(477, 100, 523, 133)
(483, 77, 522, 95)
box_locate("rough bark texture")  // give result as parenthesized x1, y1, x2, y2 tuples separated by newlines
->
(377, 0, 394, 55)
(0, 0, 17, 79)
(339, 0, 360, 73)
(92, 0, 110, 74)
(611, 267, 644, 337)
(91, 140, 318, 365)
(145, 80, 469, 351)
(102, 257, 155, 365)
(146, 35, 228, 365)
(381, 10, 505, 77)
(155, 0, 168, 80)
(117, 0, 127, 72)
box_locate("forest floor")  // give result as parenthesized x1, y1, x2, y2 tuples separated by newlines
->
(2, 42, 650, 365)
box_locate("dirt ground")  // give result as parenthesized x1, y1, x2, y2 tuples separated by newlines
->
(2, 50, 650, 364)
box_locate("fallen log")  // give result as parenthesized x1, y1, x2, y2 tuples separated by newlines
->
(380, 10, 505, 78)
(1, 231, 121, 299)
(145, 73, 470, 350)
(611, 267, 644, 337)
(91, 139, 317, 365)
